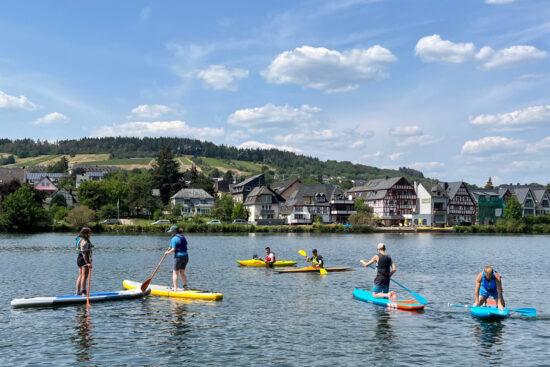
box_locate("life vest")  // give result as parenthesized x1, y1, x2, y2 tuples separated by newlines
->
(312, 255, 322, 265)
(174, 234, 188, 256)
(481, 270, 497, 292)
(75, 237, 84, 254)
(265, 252, 275, 262)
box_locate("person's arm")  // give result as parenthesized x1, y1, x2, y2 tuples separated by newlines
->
(474, 273, 482, 306)
(360, 255, 378, 268)
(272, 254, 276, 263)
(306, 256, 311, 263)
(495, 274, 504, 310)
(165, 237, 177, 254)
(389, 263, 397, 277)
(317, 256, 323, 268)
(165, 248, 175, 254)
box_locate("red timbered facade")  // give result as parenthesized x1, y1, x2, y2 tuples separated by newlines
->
(346, 176, 416, 226)
(442, 182, 476, 225)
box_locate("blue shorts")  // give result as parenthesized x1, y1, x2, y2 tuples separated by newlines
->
(372, 284, 389, 293)
(173, 256, 188, 271)
(479, 286, 498, 299)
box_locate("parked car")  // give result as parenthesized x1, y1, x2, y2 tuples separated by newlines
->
(102, 219, 120, 225)
(232, 219, 249, 225)
(152, 219, 171, 225)
(207, 220, 221, 225)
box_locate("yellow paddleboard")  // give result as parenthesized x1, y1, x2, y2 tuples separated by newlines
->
(123, 280, 223, 300)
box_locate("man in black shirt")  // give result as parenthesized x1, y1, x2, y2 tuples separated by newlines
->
(360, 243, 397, 299)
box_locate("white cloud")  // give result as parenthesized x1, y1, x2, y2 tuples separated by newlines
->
(238, 140, 301, 152)
(363, 151, 403, 161)
(408, 161, 445, 170)
(475, 46, 494, 60)
(32, 112, 69, 125)
(262, 45, 397, 92)
(0, 90, 39, 110)
(486, 0, 516, 4)
(415, 35, 476, 64)
(525, 137, 550, 153)
(363, 151, 384, 160)
(389, 125, 422, 136)
(94, 120, 224, 139)
(470, 105, 550, 129)
(502, 161, 543, 173)
(275, 128, 373, 150)
(481, 45, 548, 69)
(461, 136, 524, 155)
(196, 65, 249, 91)
(396, 134, 440, 147)
(389, 152, 404, 160)
(130, 104, 173, 119)
(227, 103, 320, 130)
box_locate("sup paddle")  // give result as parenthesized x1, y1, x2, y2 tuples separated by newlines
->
(141, 250, 169, 292)
(367, 265, 426, 304)
(86, 265, 92, 308)
(448, 303, 536, 317)
(298, 250, 327, 275)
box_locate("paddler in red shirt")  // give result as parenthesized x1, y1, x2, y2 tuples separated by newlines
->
(264, 247, 276, 267)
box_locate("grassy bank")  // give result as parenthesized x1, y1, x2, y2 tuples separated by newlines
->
(455, 215, 550, 234)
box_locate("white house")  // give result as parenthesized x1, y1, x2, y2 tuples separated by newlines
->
(243, 186, 285, 225)
(170, 188, 215, 215)
(413, 182, 448, 227)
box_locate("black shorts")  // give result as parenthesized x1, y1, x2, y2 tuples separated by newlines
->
(77, 253, 89, 268)
(173, 256, 189, 271)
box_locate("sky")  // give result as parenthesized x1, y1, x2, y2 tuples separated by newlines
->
(1, 0, 549, 185)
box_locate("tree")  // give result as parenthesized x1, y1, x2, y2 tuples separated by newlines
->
(97, 204, 118, 220)
(152, 147, 182, 204)
(213, 193, 234, 221)
(484, 177, 494, 189)
(231, 202, 249, 221)
(223, 170, 234, 183)
(1, 186, 49, 230)
(503, 196, 523, 220)
(127, 173, 159, 217)
(78, 181, 108, 210)
(50, 193, 67, 208)
(47, 156, 69, 173)
(349, 199, 374, 226)
(66, 206, 96, 229)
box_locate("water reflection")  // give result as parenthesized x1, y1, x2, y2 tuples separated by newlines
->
(72, 307, 93, 363)
(169, 300, 191, 337)
(373, 308, 397, 350)
(473, 319, 505, 359)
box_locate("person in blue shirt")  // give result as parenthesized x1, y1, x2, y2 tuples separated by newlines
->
(473, 266, 505, 310)
(164, 225, 189, 291)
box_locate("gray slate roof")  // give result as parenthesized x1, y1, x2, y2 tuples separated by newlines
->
(244, 186, 285, 205)
(419, 182, 449, 198)
(280, 184, 342, 215)
(512, 187, 533, 204)
(270, 179, 300, 195)
(0, 167, 25, 184)
(171, 188, 214, 200)
(26, 172, 64, 181)
(233, 173, 264, 189)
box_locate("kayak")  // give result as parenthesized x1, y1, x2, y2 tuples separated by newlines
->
(470, 300, 509, 319)
(353, 288, 425, 311)
(123, 280, 223, 301)
(11, 288, 149, 309)
(238, 259, 297, 267)
(276, 266, 352, 273)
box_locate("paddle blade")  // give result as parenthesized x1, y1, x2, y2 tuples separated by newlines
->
(510, 308, 537, 317)
(298, 250, 307, 257)
(140, 278, 152, 293)
(319, 268, 327, 275)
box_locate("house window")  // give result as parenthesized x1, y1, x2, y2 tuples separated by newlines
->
(261, 195, 272, 204)
(246, 187, 251, 191)
(304, 196, 312, 204)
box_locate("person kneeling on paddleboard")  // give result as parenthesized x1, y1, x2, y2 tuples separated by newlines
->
(264, 247, 276, 267)
(473, 266, 505, 311)
(164, 225, 189, 291)
(75, 227, 93, 295)
(360, 243, 397, 300)
(306, 249, 324, 268)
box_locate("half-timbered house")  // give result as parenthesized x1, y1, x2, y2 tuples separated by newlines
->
(440, 182, 476, 226)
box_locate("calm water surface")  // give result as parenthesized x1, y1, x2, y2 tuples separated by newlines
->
(1, 232, 548, 366)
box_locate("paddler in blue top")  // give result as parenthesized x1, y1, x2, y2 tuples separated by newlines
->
(360, 243, 397, 300)
(473, 266, 505, 310)
(164, 225, 189, 291)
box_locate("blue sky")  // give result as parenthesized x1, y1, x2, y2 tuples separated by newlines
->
(1, 0, 549, 185)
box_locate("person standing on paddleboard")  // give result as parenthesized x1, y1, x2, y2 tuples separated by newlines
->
(306, 249, 324, 268)
(165, 225, 189, 291)
(75, 227, 93, 295)
(473, 266, 505, 310)
(360, 243, 397, 300)
(264, 247, 276, 267)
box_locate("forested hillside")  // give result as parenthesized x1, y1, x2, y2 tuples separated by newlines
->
(0, 137, 427, 182)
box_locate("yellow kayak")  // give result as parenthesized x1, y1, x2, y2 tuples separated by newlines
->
(123, 280, 223, 300)
(237, 259, 297, 267)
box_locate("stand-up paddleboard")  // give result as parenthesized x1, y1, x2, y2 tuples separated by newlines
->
(353, 288, 425, 311)
(11, 288, 149, 309)
(238, 259, 297, 267)
(123, 280, 223, 300)
(470, 300, 509, 320)
(276, 266, 352, 273)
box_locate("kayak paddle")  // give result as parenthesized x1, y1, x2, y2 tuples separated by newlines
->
(448, 303, 536, 317)
(86, 266, 92, 308)
(298, 250, 327, 275)
(367, 265, 426, 304)
(141, 250, 169, 292)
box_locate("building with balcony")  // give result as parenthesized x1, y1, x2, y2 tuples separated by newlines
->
(170, 188, 215, 215)
(412, 182, 448, 227)
(440, 182, 476, 226)
(244, 186, 285, 225)
(346, 176, 416, 226)
(280, 184, 344, 225)
(231, 173, 265, 203)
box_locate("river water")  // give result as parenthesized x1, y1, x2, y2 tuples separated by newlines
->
(1, 232, 548, 366)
